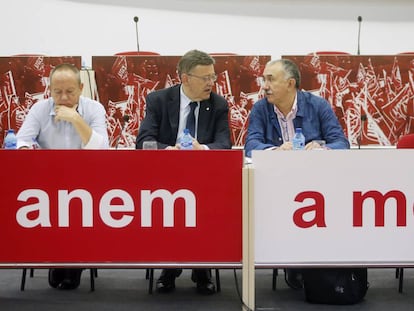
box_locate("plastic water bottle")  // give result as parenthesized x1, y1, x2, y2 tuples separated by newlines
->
(4, 129, 17, 149)
(180, 128, 193, 150)
(292, 128, 305, 150)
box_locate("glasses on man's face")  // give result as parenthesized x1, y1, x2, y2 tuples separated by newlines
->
(187, 73, 218, 83)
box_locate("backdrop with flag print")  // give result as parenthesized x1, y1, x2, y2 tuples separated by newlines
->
(92, 55, 271, 148)
(283, 54, 414, 146)
(0, 56, 81, 147)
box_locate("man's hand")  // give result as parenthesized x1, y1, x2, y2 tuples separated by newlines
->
(192, 139, 205, 150)
(54, 105, 79, 123)
(172, 138, 205, 150)
(276, 142, 293, 150)
(305, 140, 327, 150)
(167, 145, 180, 150)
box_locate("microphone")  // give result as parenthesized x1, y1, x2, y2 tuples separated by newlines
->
(133, 16, 140, 52)
(357, 16, 362, 55)
(115, 115, 130, 149)
(358, 114, 367, 149)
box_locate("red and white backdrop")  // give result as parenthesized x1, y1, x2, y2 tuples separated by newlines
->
(92, 55, 270, 148)
(283, 54, 414, 146)
(1, 55, 268, 149)
(4, 55, 414, 149)
(0, 56, 81, 147)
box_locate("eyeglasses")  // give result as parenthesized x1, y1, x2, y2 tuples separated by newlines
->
(187, 73, 218, 83)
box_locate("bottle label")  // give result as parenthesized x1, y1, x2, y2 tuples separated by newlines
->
(4, 142, 17, 149)
(180, 130, 193, 150)
(4, 132, 17, 149)
(292, 135, 305, 150)
(181, 140, 193, 149)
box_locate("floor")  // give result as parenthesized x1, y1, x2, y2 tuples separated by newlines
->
(1, 268, 414, 310)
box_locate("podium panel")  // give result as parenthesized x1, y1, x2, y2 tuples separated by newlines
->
(0, 149, 243, 266)
(253, 149, 414, 266)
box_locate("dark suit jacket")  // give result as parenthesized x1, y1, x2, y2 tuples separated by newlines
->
(136, 84, 231, 150)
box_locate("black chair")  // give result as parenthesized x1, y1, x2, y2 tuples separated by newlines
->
(396, 268, 404, 293)
(272, 268, 279, 290)
(307, 51, 351, 55)
(20, 268, 97, 291)
(114, 51, 160, 56)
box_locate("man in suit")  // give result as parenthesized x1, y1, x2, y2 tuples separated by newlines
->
(136, 49, 231, 294)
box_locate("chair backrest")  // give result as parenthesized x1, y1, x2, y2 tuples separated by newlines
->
(308, 51, 351, 55)
(11, 54, 46, 56)
(114, 51, 160, 56)
(209, 53, 238, 56)
(396, 134, 414, 149)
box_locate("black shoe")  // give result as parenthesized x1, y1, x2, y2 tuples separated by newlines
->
(50, 268, 82, 290)
(191, 268, 211, 283)
(284, 269, 303, 290)
(156, 269, 181, 293)
(196, 280, 216, 295)
(156, 278, 175, 293)
(58, 278, 79, 290)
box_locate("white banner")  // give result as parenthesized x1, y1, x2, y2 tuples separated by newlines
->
(252, 149, 414, 266)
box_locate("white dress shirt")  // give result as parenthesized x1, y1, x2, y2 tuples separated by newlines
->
(16, 96, 109, 149)
(177, 85, 199, 143)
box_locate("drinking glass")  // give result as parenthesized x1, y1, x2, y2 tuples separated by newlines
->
(143, 141, 158, 150)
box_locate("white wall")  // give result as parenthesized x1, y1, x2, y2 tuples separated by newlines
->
(2, 0, 414, 66)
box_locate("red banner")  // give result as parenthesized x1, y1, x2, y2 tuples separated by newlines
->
(0, 150, 243, 265)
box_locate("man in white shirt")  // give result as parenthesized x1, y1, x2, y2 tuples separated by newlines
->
(17, 63, 108, 150)
(16, 63, 109, 289)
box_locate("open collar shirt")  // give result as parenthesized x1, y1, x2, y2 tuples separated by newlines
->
(16, 96, 109, 149)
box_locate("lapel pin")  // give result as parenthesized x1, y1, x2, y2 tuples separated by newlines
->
(206, 107, 210, 111)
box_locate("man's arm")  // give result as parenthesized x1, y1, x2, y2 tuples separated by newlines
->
(245, 101, 279, 157)
(318, 102, 350, 150)
(54, 101, 109, 149)
(136, 95, 169, 150)
(16, 103, 42, 149)
(205, 101, 232, 150)
(55, 105, 91, 145)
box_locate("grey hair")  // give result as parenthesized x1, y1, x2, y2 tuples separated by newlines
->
(267, 59, 301, 89)
(50, 63, 81, 86)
